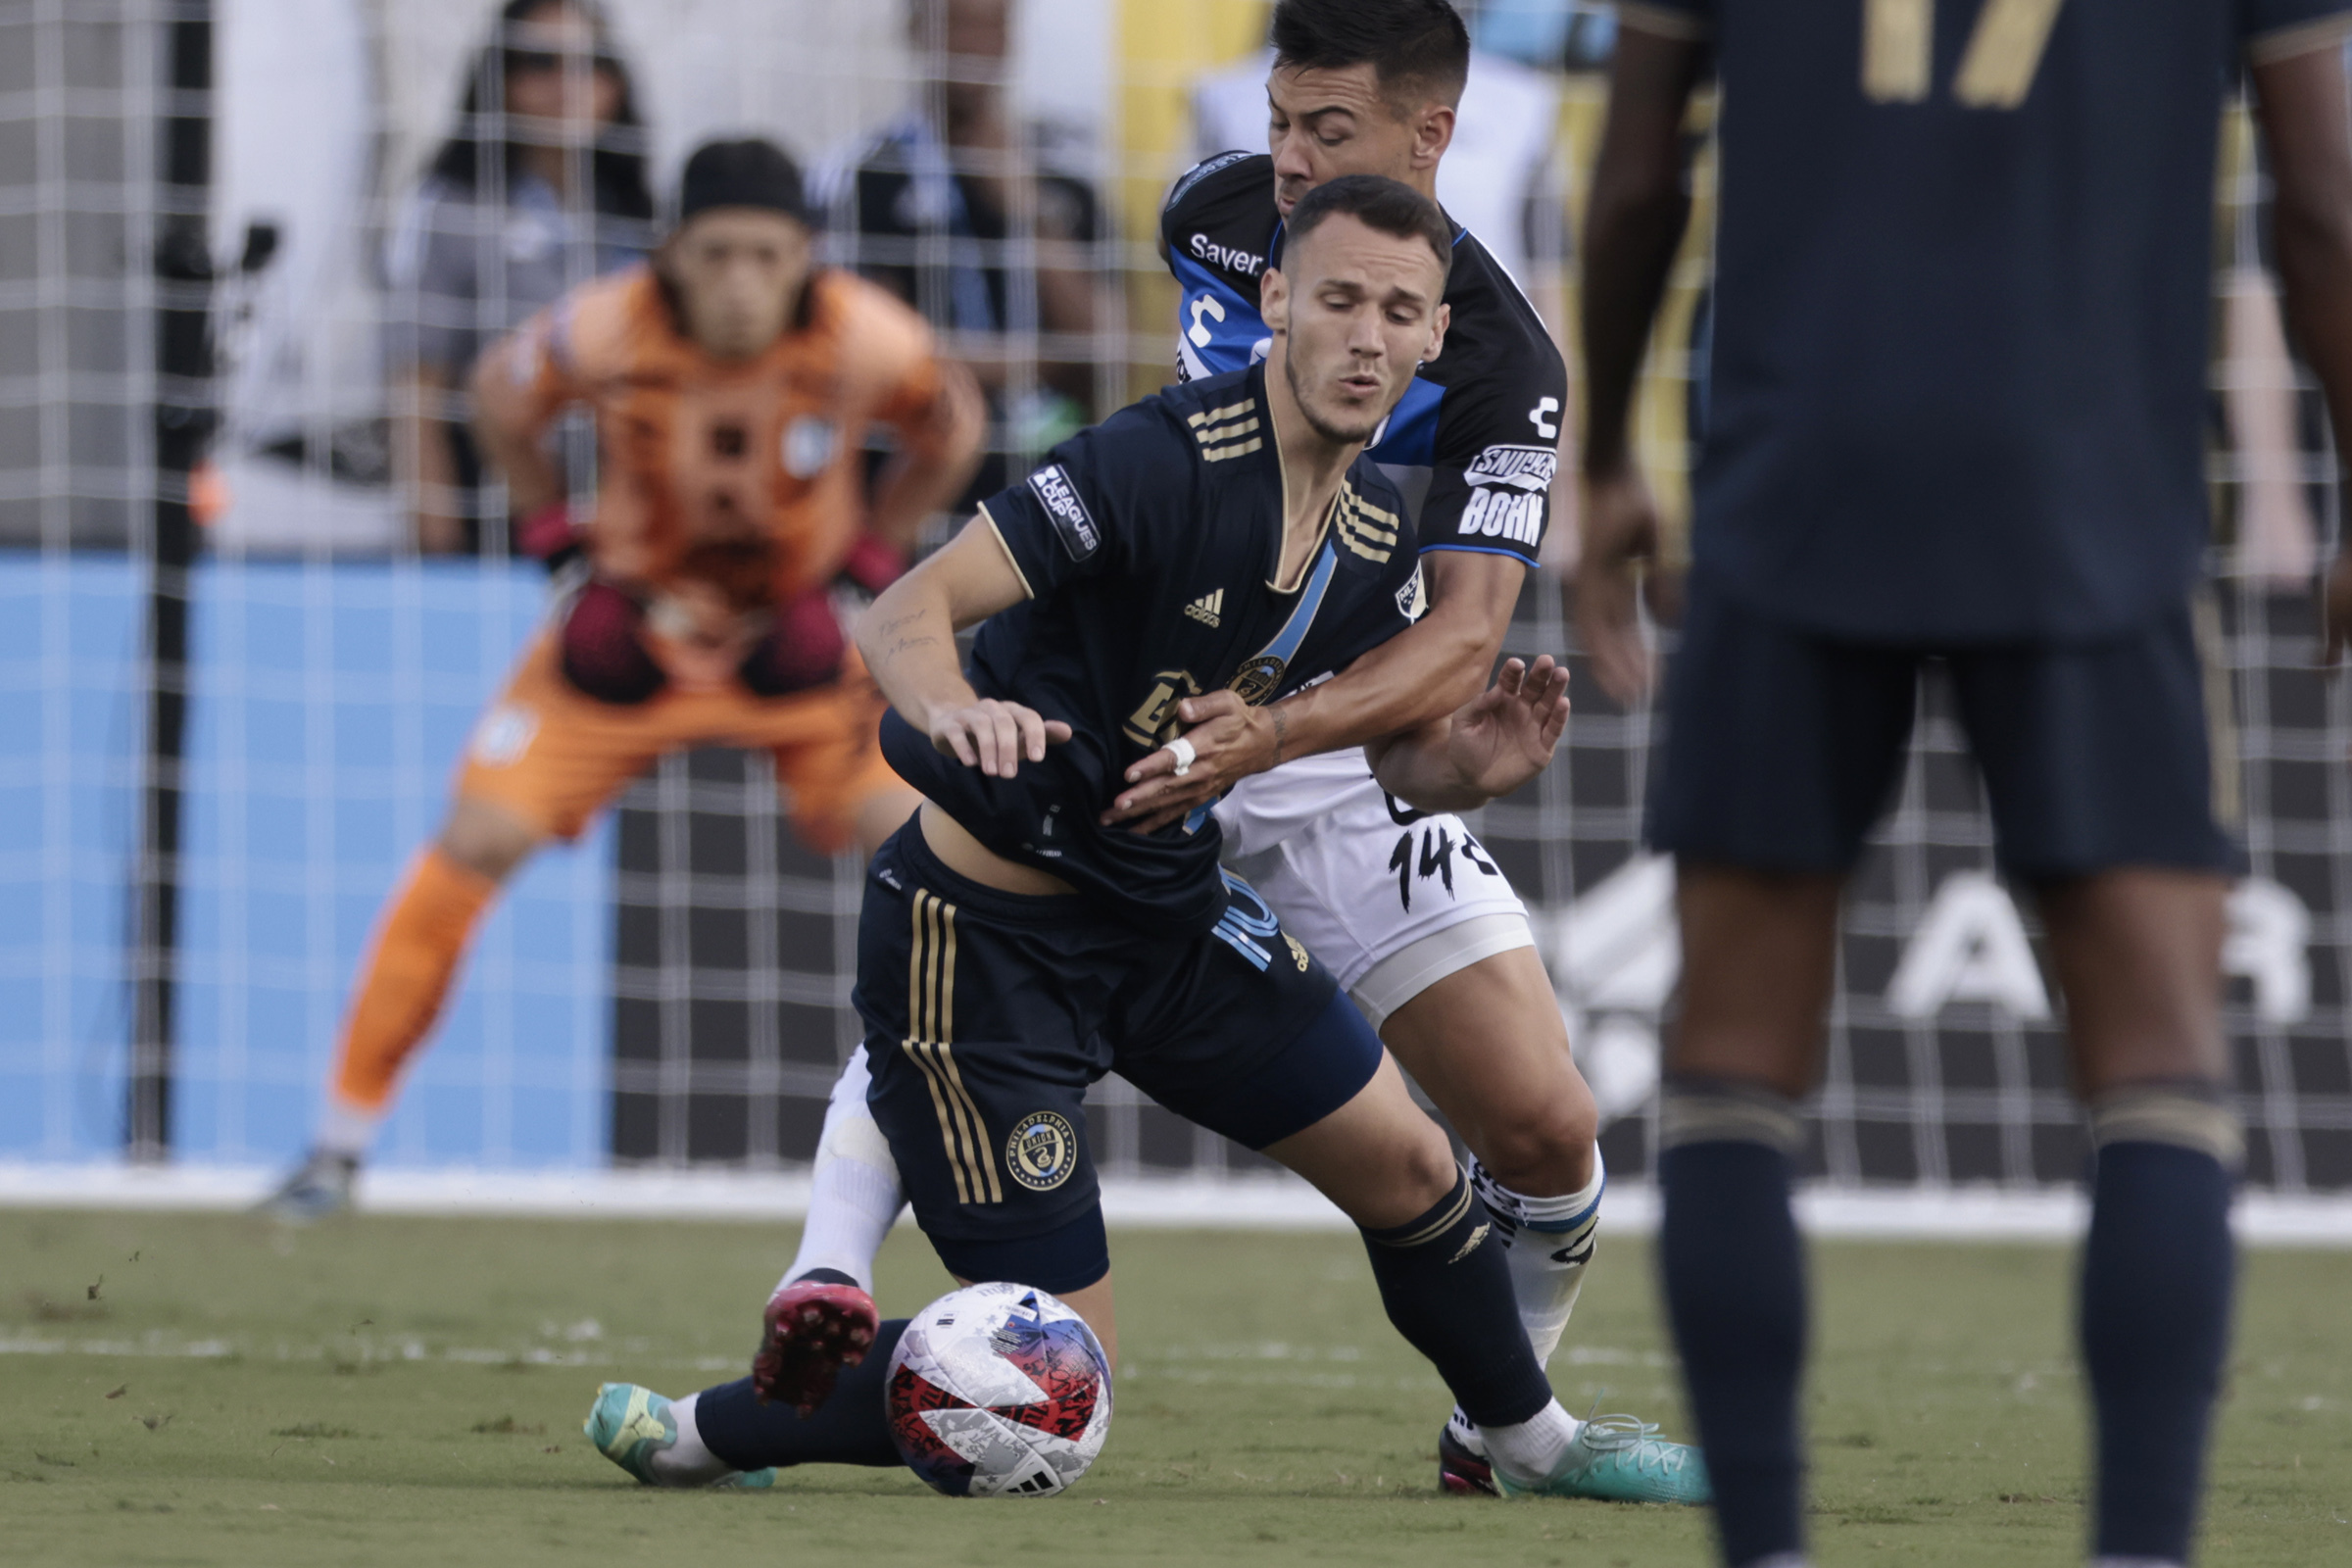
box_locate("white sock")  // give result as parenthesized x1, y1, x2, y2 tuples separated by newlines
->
(1472, 1147, 1606, 1367)
(645, 1393, 737, 1487)
(312, 1095, 382, 1161)
(1480, 1398, 1580, 1485)
(1740, 1556, 1812, 1568)
(2088, 1559, 2183, 1568)
(779, 1046, 906, 1295)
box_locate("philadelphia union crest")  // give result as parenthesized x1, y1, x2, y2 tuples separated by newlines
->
(1228, 654, 1286, 706)
(1006, 1111, 1079, 1192)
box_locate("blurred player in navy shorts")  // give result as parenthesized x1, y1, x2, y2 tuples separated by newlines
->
(1577, 6, 2352, 1566)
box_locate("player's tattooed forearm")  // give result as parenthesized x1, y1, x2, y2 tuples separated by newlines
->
(871, 612, 926, 638)
(1270, 706, 1290, 765)
(884, 634, 943, 658)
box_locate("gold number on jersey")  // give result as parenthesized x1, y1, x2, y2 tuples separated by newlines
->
(1863, 0, 1935, 103)
(1861, 0, 2067, 110)
(1122, 669, 1200, 748)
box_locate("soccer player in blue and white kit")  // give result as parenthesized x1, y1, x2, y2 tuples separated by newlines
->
(583, 175, 1700, 1502)
(763, 0, 1673, 1500)
(1578, 5, 2352, 1568)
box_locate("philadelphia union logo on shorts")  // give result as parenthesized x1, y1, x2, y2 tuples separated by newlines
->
(1005, 1111, 1079, 1192)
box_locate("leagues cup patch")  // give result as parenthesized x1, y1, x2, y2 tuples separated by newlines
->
(1006, 1111, 1079, 1193)
(1228, 654, 1286, 706)
(1028, 465, 1101, 563)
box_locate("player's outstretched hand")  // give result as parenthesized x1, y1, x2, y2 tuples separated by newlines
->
(930, 699, 1071, 779)
(1443, 655, 1571, 801)
(2322, 551, 2352, 671)
(1574, 466, 1664, 707)
(1102, 689, 1274, 834)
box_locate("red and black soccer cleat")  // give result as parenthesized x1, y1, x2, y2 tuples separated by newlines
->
(1437, 1422, 1500, 1497)
(752, 1279, 881, 1416)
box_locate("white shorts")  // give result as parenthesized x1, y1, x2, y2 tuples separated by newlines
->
(1218, 751, 1536, 1028)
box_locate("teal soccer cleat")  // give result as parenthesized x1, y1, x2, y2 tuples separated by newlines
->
(584, 1383, 775, 1490)
(1494, 1413, 1712, 1505)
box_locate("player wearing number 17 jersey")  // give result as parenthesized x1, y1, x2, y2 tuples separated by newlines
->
(1580, 5, 2352, 1567)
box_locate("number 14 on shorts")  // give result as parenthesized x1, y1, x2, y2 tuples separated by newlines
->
(1387, 821, 1502, 913)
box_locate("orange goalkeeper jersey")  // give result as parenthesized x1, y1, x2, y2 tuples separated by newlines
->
(489, 264, 956, 601)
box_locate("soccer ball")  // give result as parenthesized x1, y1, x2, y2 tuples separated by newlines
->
(885, 1281, 1113, 1497)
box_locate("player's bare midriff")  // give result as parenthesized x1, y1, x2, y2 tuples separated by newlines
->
(917, 800, 1077, 897)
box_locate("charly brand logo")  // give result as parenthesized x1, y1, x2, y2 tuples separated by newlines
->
(1005, 1111, 1079, 1192)
(781, 416, 836, 479)
(1028, 465, 1100, 561)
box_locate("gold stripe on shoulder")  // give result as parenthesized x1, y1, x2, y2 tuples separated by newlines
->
(1187, 398, 1256, 429)
(1200, 437, 1264, 464)
(1194, 416, 1261, 446)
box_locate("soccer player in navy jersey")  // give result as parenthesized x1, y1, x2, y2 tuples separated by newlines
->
(1578, 5, 2352, 1566)
(769, 0, 1689, 1500)
(582, 176, 1701, 1502)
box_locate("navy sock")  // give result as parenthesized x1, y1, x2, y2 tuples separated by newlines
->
(694, 1318, 908, 1471)
(792, 1267, 859, 1289)
(1661, 1138, 1806, 1568)
(1360, 1169, 1551, 1429)
(2082, 1141, 2235, 1561)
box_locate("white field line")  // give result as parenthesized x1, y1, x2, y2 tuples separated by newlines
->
(0, 1162, 2349, 1246)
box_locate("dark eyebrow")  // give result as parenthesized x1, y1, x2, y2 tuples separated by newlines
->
(1297, 105, 1358, 128)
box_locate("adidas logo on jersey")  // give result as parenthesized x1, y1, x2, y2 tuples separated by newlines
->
(1185, 589, 1224, 627)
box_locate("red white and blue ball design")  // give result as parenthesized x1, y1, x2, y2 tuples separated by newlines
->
(885, 1281, 1112, 1497)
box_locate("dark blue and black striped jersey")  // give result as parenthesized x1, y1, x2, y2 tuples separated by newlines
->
(1160, 153, 1568, 569)
(1625, 0, 2352, 642)
(881, 364, 1426, 935)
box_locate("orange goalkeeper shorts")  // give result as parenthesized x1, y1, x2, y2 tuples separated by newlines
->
(455, 632, 906, 855)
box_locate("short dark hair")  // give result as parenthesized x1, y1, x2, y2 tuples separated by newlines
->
(1283, 174, 1452, 282)
(1270, 0, 1472, 111)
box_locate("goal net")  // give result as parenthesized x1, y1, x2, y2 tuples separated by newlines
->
(0, 1, 2344, 1199)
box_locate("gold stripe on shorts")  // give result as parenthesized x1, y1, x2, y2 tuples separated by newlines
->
(901, 891, 1003, 1205)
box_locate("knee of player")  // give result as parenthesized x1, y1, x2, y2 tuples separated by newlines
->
(1475, 1084, 1598, 1195)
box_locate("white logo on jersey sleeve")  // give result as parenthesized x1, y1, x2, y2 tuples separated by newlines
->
(1527, 397, 1560, 441)
(1457, 445, 1558, 549)
(1187, 292, 1227, 348)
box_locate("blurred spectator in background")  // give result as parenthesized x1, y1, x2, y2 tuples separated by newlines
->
(382, 0, 656, 555)
(817, 0, 1110, 508)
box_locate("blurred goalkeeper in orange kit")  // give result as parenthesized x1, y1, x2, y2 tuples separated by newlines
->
(264, 138, 984, 1218)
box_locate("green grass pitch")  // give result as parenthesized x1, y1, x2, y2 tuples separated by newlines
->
(1, 1208, 2345, 1566)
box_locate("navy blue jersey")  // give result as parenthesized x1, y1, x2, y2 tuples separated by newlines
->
(1625, 0, 2352, 642)
(1161, 153, 1568, 569)
(881, 364, 1426, 936)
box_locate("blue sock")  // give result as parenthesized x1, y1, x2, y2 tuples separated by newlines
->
(1360, 1169, 1552, 1429)
(693, 1318, 908, 1470)
(2082, 1136, 2236, 1561)
(1659, 1081, 1807, 1568)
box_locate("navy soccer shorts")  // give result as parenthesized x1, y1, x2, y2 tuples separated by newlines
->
(1649, 577, 2241, 882)
(854, 818, 1385, 1296)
